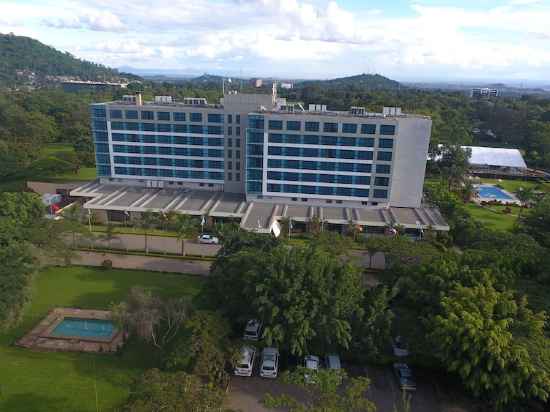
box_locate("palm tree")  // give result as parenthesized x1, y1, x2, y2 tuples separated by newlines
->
(136, 210, 159, 254)
(61, 202, 85, 248)
(516, 187, 535, 220)
(175, 214, 200, 256)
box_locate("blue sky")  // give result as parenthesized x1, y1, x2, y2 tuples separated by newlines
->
(2, 0, 550, 82)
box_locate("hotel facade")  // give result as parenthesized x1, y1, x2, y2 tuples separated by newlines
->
(72, 90, 448, 234)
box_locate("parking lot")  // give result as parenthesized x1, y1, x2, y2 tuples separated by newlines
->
(227, 364, 473, 412)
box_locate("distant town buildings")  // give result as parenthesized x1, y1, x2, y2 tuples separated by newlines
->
(280, 82, 293, 89)
(471, 87, 499, 98)
(61, 80, 128, 92)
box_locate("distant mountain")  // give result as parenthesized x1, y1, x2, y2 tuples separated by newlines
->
(0, 33, 137, 86)
(301, 73, 401, 90)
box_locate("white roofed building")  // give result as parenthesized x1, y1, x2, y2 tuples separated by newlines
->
(463, 146, 527, 176)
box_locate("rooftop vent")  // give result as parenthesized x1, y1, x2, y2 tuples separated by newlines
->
(382, 107, 402, 116)
(350, 106, 366, 116)
(154, 95, 173, 104)
(308, 104, 327, 112)
(280, 104, 295, 112)
(122, 93, 142, 105)
(183, 97, 208, 106)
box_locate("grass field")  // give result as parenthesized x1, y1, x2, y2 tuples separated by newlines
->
(1, 144, 96, 193)
(0, 266, 204, 412)
(465, 203, 519, 231)
(479, 178, 550, 194)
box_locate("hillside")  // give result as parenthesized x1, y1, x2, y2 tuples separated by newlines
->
(301, 73, 401, 90)
(0, 33, 134, 86)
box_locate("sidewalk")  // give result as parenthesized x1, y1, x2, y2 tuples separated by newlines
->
(73, 251, 212, 275)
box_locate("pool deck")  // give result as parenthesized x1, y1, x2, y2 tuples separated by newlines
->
(17, 308, 125, 353)
(473, 184, 521, 206)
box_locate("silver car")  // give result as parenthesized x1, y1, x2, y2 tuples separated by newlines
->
(260, 347, 279, 378)
(198, 234, 219, 244)
(234, 346, 256, 377)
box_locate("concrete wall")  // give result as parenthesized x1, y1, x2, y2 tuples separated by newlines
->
(389, 117, 431, 208)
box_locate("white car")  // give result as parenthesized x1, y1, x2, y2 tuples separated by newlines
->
(234, 346, 256, 377)
(260, 347, 280, 378)
(243, 319, 262, 341)
(198, 234, 219, 244)
(304, 355, 320, 383)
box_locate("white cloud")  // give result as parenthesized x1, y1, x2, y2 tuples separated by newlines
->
(4, 0, 550, 79)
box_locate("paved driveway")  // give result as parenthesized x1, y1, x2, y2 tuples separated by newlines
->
(73, 251, 211, 275)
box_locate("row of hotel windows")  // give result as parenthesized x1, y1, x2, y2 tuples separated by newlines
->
(267, 184, 387, 199)
(264, 172, 389, 186)
(109, 109, 224, 123)
(112, 156, 224, 169)
(262, 134, 393, 148)
(260, 146, 393, 161)
(108, 144, 224, 158)
(113, 167, 224, 180)
(246, 181, 387, 199)
(108, 122, 223, 135)
(109, 133, 224, 147)
(249, 118, 395, 135)
(246, 157, 390, 174)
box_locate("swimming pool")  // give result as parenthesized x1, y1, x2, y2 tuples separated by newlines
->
(476, 185, 513, 201)
(51, 317, 116, 340)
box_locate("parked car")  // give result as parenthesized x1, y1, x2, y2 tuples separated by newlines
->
(243, 319, 262, 341)
(260, 347, 280, 378)
(392, 336, 409, 357)
(234, 345, 256, 377)
(198, 234, 219, 244)
(304, 355, 320, 383)
(324, 354, 341, 371)
(393, 363, 417, 391)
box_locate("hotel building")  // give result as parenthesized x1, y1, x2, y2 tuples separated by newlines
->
(72, 90, 448, 234)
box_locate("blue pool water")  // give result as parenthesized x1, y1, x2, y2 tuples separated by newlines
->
(51, 318, 115, 339)
(477, 185, 513, 200)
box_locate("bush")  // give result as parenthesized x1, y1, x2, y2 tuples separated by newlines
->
(101, 259, 113, 270)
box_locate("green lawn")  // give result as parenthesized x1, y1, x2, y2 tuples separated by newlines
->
(465, 203, 519, 231)
(0, 266, 204, 412)
(478, 178, 550, 194)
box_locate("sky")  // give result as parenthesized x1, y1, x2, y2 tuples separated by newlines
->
(2, 0, 550, 82)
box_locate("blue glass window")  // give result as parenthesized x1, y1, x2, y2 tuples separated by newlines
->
(380, 125, 396, 135)
(208, 138, 223, 146)
(342, 123, 357, 134)
(286, 134, 300, 144)
(96, 143, 110, 153)
(174, 124, 187, 133)
(284, 147, 300, 157)
(340, 137, 355, 146)
(305, 121, 320, 132)
(373, 189, 388, 198)
(227, 114, 233, 124)
(267, 184, 281, 192)
(320, 162, 335, 171)
(144, 157, 157, 165)
(336, 187, 352, 196)
(361, 124, 376, 134)
(93, 120, 107, 130)
(319, 186, 334, 195)
(337, 175, 353, 184)
(340, 150, 354, 159)
(353, 189, 369, 198)
(358, 138, 375, 147)
(354, 176, 371, 185)
(125, 110, 138, 119)
(142, 135, 156, 143)
(268, 159, 282, 168)
(269, 120, 283, 130)
(110, 110, 122, 119)
(157, 112, 170, 121)
(302, 148, 319, 157)
(356, 163, 372, 173)
(357, 151, 374, 160)
(92, 106, 106, 118)
(159, 147, 172, 155)
(126, 122, 139, 131)
(157, 135, 171, 144)
(174, 112, 186, 121)
(190, 125, 203, 134)
(269, 134, 283, 144)
(141, 111, 154, 120)
(208, 113, 223, 123)
(208, 149, 223, 157)
(249, 132, 264, 144)
(377, 151, 393, 161)
(142, 123, 155, 132)
(376, 164, 391, 174)
(268, 171, 282, 180)
(190, 113, 203, 122)
(301, 185, 316, 194)
(287, 121, 301, 131)
(379, 138, 394, 148)
(337, 163, 354, 172)
(110, 121, 124, 130)
(269, 146, 282, 156)
(284, 160, 299, 169)
(301, 173, 317, 182)
(94, 131, 108, 142)
(284, 184, 299, 193)
(304, 135, 319, 145)
(375, 176, 390, 186)
(159, 158, 172, 166)
(157, 124, 171, 133)
(319, 174, 335, 183)
(283, 172, 299, 181)
(249, 116, 264, 129)
(323, 122, 338, 133)
(207, 126, 222, 135)
(143, 146, 156, 154)
(321, 136, 337, 145)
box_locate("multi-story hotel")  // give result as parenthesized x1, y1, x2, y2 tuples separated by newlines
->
(71, 90, 448, 234)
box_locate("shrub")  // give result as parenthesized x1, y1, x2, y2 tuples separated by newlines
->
(101, 259, 113, 270)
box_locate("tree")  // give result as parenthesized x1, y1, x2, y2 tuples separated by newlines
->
(111, 287, 189, 348)
(61, 202, 85, 248)
(164, 311, 237, 386)
(429, 281, 550, 410)
(264, 368, 375, 412)
(174, 214, 200, 255)
(350, 286, 394, 362)
(122, 369, 227, 412)
(134, 210, 159, 254)
(100, 222, 117, 249)
(515, 186, 535, 220)
(209, 242, 364, 356)
(523, 195, 550, 248)
(436, 144, 471, 191)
